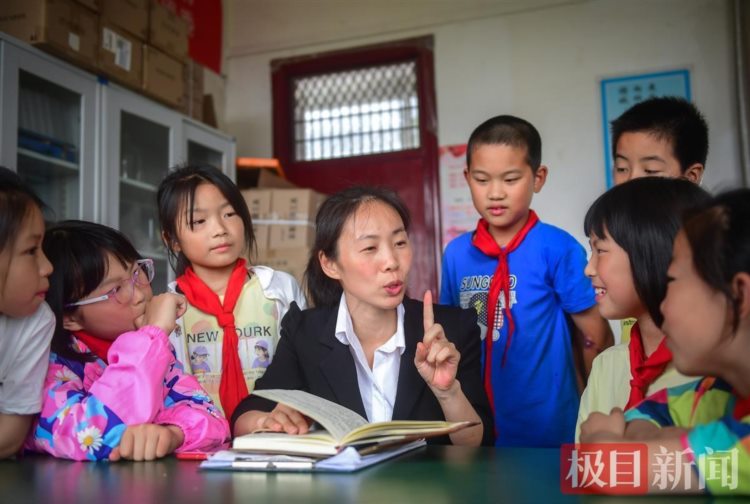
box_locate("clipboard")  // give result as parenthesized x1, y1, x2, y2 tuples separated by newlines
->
(199, 440, 425, 473)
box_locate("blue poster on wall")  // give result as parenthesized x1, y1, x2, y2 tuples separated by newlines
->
(600, 69, 691, 187)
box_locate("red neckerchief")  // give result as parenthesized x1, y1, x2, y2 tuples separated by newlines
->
(471, 210, 539, 411)
(733, 392, 750, 421)
(73, 330, 113, 363)
(625, 322, 673, 409)
(176, 258, 249, 419)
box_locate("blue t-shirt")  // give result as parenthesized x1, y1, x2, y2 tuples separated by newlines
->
(440, 220, 594, 447)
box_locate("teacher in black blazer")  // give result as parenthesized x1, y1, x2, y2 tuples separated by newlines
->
(232, 187, 494, 446)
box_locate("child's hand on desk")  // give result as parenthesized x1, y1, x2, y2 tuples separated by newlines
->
(415, 291, 460, 396)
(579, 408, 626, 443)
(254, 403, 312, 435)
(109, 423, 184, 461)
(137, 293, 187, 335)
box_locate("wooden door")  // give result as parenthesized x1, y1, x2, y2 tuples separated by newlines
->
(272, 37, 441, 296)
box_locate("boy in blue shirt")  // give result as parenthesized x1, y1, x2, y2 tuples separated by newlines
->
(440, 115, 613, 447)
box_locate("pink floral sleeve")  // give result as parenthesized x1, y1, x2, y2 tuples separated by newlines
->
(154, 359, 230, 452)
(28, 326, 228, 460)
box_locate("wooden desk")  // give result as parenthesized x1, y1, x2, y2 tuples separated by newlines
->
(0, 446, 713, 503)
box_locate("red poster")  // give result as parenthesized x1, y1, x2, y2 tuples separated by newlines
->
(157, 0, 223, 74)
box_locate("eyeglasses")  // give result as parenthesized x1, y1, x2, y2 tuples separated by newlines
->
(66, 259, 155, 308)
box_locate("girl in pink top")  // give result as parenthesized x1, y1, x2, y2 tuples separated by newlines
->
(27, 221, 229, 461)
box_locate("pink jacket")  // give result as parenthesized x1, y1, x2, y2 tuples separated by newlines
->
(27, 325, 230, 461)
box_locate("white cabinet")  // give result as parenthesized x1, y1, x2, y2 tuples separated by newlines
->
(101, 85, 236, 291)
(0, 33, 236, 292)
(0, 36, 98, 222)
(183, 119, 236, 175)
(101, 85, 181, 291)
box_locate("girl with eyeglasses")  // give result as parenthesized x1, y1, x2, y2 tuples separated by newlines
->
(26, 220, 230, 461)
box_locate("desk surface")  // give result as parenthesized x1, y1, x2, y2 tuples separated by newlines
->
(1, 446, 714, 504)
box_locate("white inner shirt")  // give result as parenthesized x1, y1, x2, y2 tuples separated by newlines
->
(334, 293, 405, 423)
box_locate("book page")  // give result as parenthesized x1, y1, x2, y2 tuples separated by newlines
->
(233, 432, 340, 457)
(344, 420, 475, 445)
(252, 389, 368, 442)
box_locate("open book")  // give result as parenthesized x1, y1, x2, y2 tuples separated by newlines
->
(233, 389, 477, 457)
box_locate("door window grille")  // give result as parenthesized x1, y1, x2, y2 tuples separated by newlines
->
(293, 61, 420, 161)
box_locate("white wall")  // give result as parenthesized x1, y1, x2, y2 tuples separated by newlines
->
(225, 0, 741, 246)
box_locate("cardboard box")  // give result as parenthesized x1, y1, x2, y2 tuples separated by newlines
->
(257, 169, 296, 189)
(202, 93, 217, 128)
(271, 189, 324, 221)
(181, 59, 204, 120)
(268, 223, 315, 250)
(100, 0, 148, 40)
(252, 224, 270, 253)
(142, 45, 184, 108)
(0, 0, 98, 70)
(98, 21, 142, 88)
(256, 248, 310, 285)
(236, 162, 293, 190)
(188, 94, 204, 122)
(241, 189, 272, 220)
(148, 1, 189, 61)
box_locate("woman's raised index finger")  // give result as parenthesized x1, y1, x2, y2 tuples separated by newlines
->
(423, 290, 434, 331)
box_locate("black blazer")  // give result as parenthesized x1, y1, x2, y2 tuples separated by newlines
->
(231, 297, 495, 446)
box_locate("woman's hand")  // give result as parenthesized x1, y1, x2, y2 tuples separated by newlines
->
(139, 293, 187, 335)
(579, 408, 627, 443)
(109, 423, 184, 461)
(253, 403, 312, 435)
(415, 291, 460, 395)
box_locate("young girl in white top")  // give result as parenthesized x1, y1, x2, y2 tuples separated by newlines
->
(0, 166, 54, 458)
(157, 165, 306, 420)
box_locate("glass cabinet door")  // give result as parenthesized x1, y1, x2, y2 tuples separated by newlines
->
(0, 38, 97, 222)
(182, 120, 236, 178)
(119, 111, 171, 292)
(187, 140, 223, 167)
(102, 85, 180, 293)
(17, 72, 81, 220)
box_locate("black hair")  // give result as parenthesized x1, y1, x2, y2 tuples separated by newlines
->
(583, 177, 710, 326)
(682, 188, 750, 333)
(611, 97, 709, 172)
(43, 220, 142, 362)
(0, 166, 47, 254)
(304, 186, 411, 308)
(157, 164, 256, 276)
(466, 115, 542, 172)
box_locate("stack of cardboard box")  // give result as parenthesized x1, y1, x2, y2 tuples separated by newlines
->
(242, 187, 326, 286)
(1, 0, 201, 117)
(143, 0, 189, 107)
(182, 59, 203, 122)
(98, 0, 147, 90)
(1, 0, 99, 73)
